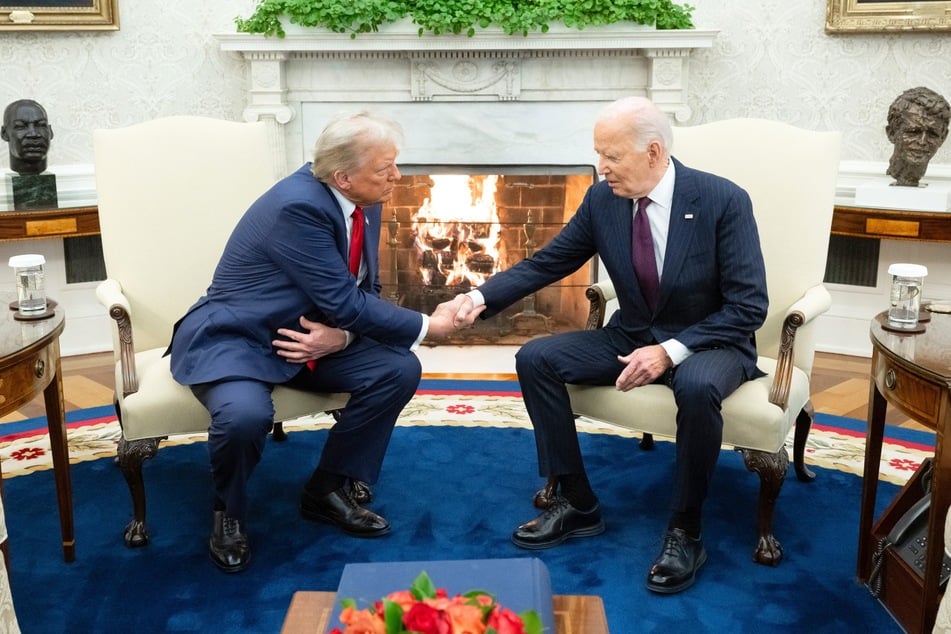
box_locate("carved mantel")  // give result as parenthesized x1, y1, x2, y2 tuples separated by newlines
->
(216, 23, 718, 178)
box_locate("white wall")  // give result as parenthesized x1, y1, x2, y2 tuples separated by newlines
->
(1, 1, 949, 356)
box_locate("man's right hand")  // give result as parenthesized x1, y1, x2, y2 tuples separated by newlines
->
(451, 294, 483, 328)
(425, 295, 484, 339)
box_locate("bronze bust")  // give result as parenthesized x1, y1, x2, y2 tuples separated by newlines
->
(885, 87, 950, 188)
(1, 99, 54, 176)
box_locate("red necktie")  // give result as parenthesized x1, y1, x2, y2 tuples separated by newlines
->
(632, 197, 659, 309)
(349, 206, 364, 276)
(308, 207, 365, 372)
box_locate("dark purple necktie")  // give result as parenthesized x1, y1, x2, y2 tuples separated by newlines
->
(632, 196, 659, 309)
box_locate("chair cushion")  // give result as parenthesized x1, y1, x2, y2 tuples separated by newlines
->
(567, 357, 809, 454)
(115, 348, 350, 441)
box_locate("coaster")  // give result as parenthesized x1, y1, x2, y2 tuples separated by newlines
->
(881, 320, 926, 334)
(8, 298, 57, 312)
(13, 308, 55, 321)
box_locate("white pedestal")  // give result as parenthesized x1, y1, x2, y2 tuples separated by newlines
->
(855, 177, 951, 212)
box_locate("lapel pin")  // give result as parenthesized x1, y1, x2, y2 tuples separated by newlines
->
(684, 214, 694, 219)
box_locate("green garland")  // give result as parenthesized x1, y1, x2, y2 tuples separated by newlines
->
(235, 0, 695, 38)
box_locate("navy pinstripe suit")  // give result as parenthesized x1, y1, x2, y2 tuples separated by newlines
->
(476, 157, 768, 514)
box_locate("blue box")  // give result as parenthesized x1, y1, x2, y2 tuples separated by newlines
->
(326, 557, 554, 633)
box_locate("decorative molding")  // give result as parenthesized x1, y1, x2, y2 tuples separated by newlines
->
(216, 25, 718, 169)
(410, 56, 520, 101)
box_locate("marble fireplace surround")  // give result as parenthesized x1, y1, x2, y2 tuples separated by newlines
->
(216, 23, 718, 178)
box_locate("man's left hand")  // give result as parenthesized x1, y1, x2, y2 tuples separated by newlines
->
(615, 344, 672, 392)
(273, 316, 347, 364)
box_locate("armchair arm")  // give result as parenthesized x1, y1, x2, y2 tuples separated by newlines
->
(95, 278, 139, 397)
(768, 283, 832, 410)
(583, 279, 617, 330)
(582, 280, 832, 412)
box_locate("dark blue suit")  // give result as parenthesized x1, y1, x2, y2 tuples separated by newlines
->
(169, 164, 425, 519)
(477, 158, 768, 515)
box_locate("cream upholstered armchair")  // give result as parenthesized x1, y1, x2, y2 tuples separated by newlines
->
(93, 117, 349, 548)
(562, 119, 841, 566)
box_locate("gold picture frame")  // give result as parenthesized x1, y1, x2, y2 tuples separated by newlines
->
(826, 0, 951, 33)
(0, 0, 118, 31)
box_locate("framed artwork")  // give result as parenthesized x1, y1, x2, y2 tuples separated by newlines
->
(826, 0, 951, 33)
(0, 0, 118, 31)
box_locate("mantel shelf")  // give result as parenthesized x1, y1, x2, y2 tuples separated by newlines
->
(217, 23, 719, 54)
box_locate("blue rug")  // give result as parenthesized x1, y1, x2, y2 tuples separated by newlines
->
(4, 413, 905, 632)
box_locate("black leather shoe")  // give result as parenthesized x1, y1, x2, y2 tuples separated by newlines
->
(646, 528, 707, 594)
(209, 510, 250, 573)
(511, 495, 605, 549)
(300, 488, 390, 537)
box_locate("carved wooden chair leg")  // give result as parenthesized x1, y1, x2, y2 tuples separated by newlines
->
(640, 432, 655, 450)
(533, 476, 558, 509)
(116, 435, 162, 548)
(738, 446, 788, 566)
(793, 403, 816, 482)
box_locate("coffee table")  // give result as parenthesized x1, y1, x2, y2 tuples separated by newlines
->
(281, 591, 608, 634)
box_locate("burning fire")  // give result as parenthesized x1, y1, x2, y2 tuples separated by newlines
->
(412, 175, 504, 289)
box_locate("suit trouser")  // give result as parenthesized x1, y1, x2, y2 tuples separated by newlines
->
(514, 326, 748, 514)
(191, 337, 421, 520)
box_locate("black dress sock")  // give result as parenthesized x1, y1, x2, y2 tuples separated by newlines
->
(557, 473, 598, 511)
(668, 510, 702, 538)
(305, 468, 347, 499)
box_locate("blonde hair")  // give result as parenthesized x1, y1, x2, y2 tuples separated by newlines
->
(310, 110, 404, 183)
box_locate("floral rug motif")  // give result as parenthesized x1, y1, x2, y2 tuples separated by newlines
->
(0, 392, 932, 485)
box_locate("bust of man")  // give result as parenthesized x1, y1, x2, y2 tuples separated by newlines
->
(885, 87, 950, 187)
(1, 99, 54, 176)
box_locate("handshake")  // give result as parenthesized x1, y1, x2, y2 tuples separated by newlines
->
(426, 294, 486, 339)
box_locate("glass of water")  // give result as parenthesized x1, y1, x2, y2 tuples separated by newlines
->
(887, 263, 927, 328)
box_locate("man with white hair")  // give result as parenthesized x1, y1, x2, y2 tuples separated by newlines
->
(454, 96, 768, 593)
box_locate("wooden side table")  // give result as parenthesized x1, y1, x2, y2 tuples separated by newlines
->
(832, 204, 951, 243)
(0, 204, 99, 242)
(856, 310, 951, 633)
(0, 300, 73, 563)
(281, 591, 609, 634)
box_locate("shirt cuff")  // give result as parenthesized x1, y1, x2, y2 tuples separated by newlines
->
(412, 314, 429, 351)
(660, 339, 692, 366)
(467, 289, 485, 307)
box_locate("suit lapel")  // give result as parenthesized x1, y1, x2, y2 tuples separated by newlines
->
(657, 160, 701, 310)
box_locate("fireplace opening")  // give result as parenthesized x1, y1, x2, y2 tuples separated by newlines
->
(382, 164, 599, 345)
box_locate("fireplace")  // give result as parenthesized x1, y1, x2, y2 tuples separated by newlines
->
(216, 23, 715, 345)
(382, 165, 596, 343)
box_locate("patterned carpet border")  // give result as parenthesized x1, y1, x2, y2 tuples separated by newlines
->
(0, 392, 933, 485)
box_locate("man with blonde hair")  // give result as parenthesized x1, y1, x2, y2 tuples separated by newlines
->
(169, 111, 466, 572)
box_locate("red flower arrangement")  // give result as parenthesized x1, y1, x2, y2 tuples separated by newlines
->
(329, 571, 543, 634)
